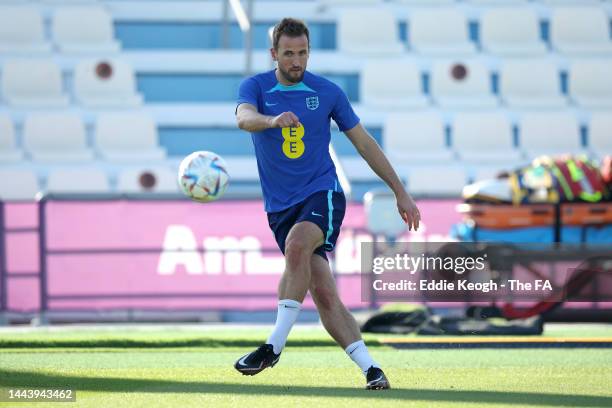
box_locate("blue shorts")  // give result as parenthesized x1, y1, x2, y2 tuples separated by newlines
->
(267, 190, 346, 261)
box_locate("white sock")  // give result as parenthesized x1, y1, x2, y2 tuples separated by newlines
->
(345, 340, 379, 376)
(266, 299, 302, 354)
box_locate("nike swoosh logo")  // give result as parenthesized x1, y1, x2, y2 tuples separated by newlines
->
(265, 102, 278, 106)
(369, 375, 384, 383)
(237, 355, 249, 367)
(311, 211, 323, 217)
(348, 346, 359, 355)
(283, 305, 299, 309)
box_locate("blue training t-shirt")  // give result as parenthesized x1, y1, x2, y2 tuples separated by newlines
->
(236, 70, 360, 213)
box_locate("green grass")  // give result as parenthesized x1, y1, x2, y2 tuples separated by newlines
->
(0, 325, 611, 407)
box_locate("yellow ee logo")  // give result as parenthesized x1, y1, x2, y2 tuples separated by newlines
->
(281, 124, 305, 159)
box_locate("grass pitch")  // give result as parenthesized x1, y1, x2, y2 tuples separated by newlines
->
(0, 324, 611, 407)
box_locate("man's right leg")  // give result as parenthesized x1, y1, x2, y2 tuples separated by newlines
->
(308, 253, 360, 348)
(235, 221, 323, 375)
(309, 254, 390, 390)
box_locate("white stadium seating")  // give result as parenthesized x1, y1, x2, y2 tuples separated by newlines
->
(53, 6, 121, 53)
(1, 0, 611, 200)
(0, 114, 23, 163)
(319, 0, 381, 7)
(74, 59, 143, 107)
(480, 7, 547, 56)
(337, 8, 404, 56)
(0, 169, 40, 201)
(430, 60, 498, 109)
(588, 112, 612, 158)
(95, 113, 166, 162)
(550, 7, 612, 55)
(541, 0, 601, 4)
(406, 166, 467, 196)
(222, 156, 260, 182)
(1, 59, 69, 107)
(500, 59, 567, 109)
(520, 112, 584, 158)
(116, 167, 179, 193)
(0, 6, 51, 53)
(46, 168, 110, 193)
(473, 167, 506, 183)
(23, 113, 94, 162)
(360, 60, 429, 109)
(383, 112, 454, 167)
(466, 0, 528, 5)
(363, 190, 406, 238)
(569, 60, 612, 109)
(409, 8, 475, 56)
(453, 112, 522, 164)
(395, 0, 454, 4)
(42, 0, 100, 5)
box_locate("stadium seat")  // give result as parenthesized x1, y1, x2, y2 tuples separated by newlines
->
(222, 157, 260, 182)
(95, 113, 166, 162)
(42, 0, 100, 4)
(53, 6, 121, 53)
(23, 113, 94, 162)
(466, 0, 528, 4)
(480, 7, 547, 56)
(588, 112, 612, 158)
(430, 60, 498, 109)
(408, 8, 476, 56)
(452, 112, 522, 164)
(319, 0, 381, 6)
(46, 168, 110, 194)
(1, 59, 69, 108)
(0, 114, 23, 163)
(406, 165, 467, 197)
(337, 9, 404, 56)
(363, 190, 406, 238)
(116, 167, 179, 193)
(360, 60, 429, 109)
(74, 59, 143, 107)
(550, 7, 612, 55)
(335, 157, 379, 183)
(500, 59, 567, 109)
(569, 60, 612, 109)
(0, 169, 39, 200)
(0, 6, 51, 53)
(394, 0, 455, 4)
(520, 112, 584, 158)
(540, 0, 601, 4)
(472, 166, 508, 183)
(383, 112, 454, 168)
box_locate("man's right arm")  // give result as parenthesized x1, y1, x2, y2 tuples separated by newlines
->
(236, 103, 302, 132)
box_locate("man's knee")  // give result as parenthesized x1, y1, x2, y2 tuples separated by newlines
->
(285, 236, 312, 269)
(284, 223, 323, 270)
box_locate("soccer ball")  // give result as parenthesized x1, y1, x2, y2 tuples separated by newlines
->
(178, 151, 229, 203)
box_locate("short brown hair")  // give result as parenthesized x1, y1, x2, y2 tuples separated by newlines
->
(272, 18, 310, 50)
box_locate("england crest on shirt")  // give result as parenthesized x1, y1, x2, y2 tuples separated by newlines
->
(305, 96, 319, 110)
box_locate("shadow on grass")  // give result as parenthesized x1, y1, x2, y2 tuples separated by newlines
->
(0, 338, 340, 349)
(0, 369, 610, 407)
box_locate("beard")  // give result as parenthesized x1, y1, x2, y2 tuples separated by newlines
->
(278, 66, 304, 84)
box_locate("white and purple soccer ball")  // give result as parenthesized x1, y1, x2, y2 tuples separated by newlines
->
(178, 151, 229, 203)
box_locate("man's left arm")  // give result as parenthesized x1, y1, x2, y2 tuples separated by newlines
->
(344, 123, 421, 231)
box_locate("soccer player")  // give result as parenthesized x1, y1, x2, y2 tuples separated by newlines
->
(233, 18, 420, 390)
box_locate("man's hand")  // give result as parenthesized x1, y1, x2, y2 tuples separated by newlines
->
(397, 192, 420, 231)
(270, 111, 301, 128)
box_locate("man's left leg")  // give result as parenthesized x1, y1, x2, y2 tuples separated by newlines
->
(309, 253, 390, 390)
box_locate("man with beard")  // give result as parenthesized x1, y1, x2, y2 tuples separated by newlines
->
(233, 18, 420, 390)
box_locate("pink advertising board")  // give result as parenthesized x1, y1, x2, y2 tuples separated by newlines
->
(1, 199, 461, 312)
